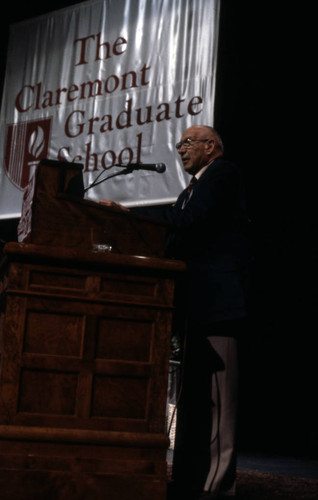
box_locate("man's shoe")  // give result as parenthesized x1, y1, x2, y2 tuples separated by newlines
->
(167, 481, 202, 500)
(199, 493, 235, 500)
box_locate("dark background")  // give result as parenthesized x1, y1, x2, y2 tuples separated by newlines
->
(0, 2, 316, 458)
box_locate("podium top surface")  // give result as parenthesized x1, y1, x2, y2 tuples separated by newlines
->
(2, 242, 186, 274)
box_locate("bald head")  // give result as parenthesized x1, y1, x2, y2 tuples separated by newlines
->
(176, 125, 224, 175)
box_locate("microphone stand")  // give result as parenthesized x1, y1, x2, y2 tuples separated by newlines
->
(83, 166, 134, 193)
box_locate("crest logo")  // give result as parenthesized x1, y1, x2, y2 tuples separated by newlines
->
(5, 118, 52, 189)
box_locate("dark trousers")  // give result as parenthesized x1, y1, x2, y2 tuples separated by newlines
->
(172, 318, 246, 498)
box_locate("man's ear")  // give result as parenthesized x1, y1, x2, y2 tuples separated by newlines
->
(206, 138, 216, 155)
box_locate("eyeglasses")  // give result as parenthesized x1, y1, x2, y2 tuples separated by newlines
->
(175, 137, 209, 151)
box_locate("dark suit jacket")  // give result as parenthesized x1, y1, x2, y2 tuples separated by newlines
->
(133, 157, 250, 325)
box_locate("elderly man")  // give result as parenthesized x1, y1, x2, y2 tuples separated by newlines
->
(101, 125, 249, 499)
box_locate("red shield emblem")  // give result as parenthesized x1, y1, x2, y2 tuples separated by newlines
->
(5, 118, 52, 189)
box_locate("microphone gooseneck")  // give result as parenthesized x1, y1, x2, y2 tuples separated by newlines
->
(84, 162, 166, 192)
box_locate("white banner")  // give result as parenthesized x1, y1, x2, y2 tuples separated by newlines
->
(0, 0, 220, 219)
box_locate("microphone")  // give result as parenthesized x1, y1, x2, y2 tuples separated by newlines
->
(84, 162, 166, 192)
(115, 162, 166, 173)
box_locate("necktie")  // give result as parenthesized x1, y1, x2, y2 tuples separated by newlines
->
(182, 176, 197, 209)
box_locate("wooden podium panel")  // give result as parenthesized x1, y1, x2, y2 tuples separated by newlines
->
(0, 243, 185, 499)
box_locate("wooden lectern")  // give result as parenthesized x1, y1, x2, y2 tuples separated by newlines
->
(0, 160, 185, 500)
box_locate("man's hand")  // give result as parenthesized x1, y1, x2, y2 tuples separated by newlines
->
(99, 199, 130, 212)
